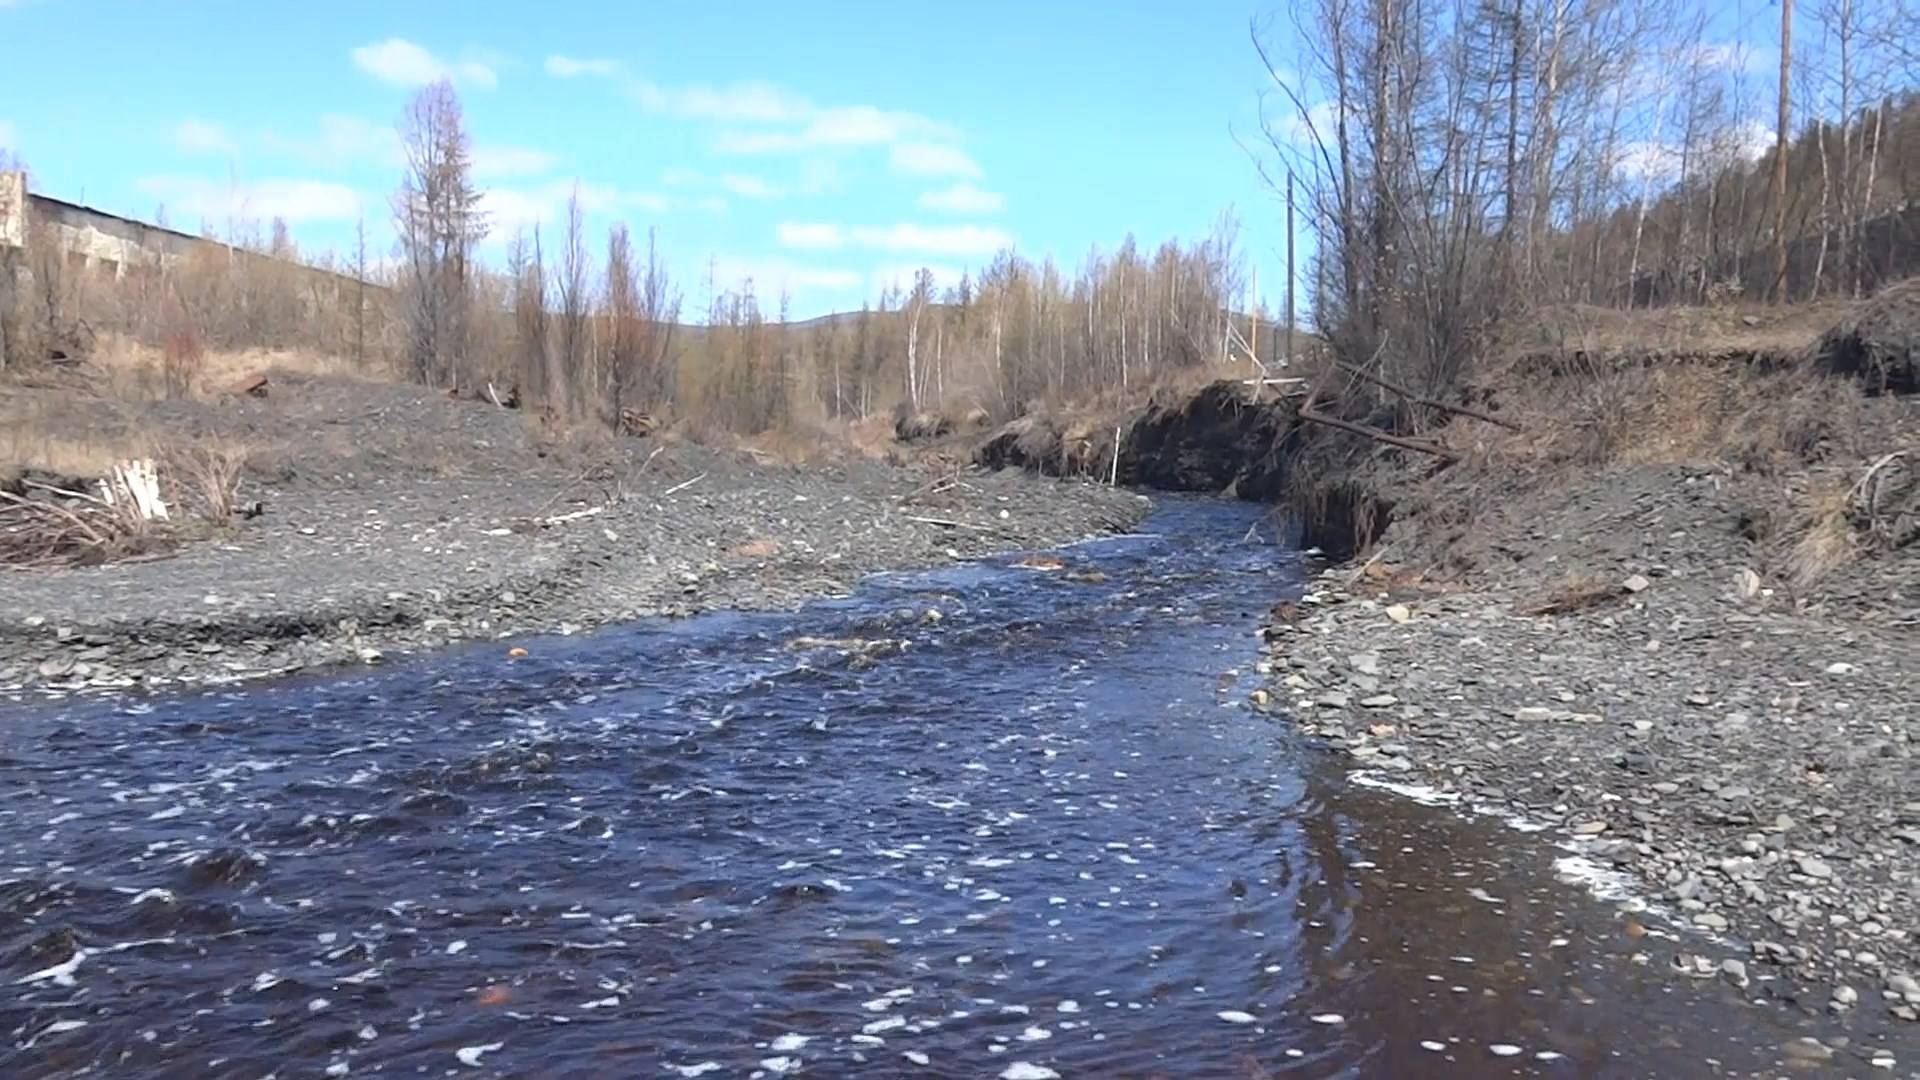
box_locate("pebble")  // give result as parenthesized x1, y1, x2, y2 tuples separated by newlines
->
(1796, 856, 1833, 879)
(1782, 1038, 1833, 1063)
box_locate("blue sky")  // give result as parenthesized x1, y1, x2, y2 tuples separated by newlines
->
(0, 0, 1302, 317)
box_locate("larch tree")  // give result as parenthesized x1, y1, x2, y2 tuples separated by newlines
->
(393, 80, 486, 389)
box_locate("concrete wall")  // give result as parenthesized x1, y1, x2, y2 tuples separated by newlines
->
(0, 171, 24, 250)
(0, 169, 369, 294)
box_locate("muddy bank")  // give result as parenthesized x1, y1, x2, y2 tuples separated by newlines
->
(977, 380, 1305, 497)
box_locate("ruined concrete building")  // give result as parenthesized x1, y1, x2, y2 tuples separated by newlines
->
(1, 170, 208, 277)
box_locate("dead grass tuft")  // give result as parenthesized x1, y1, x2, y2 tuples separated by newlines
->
(161, 326, 206, 399)
(165, 439, 252, 523)
(1779, 483, 1861, 592)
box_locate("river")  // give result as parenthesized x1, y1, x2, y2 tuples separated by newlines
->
(0, 498, 1847, 1076)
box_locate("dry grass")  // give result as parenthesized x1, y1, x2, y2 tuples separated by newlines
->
(1491, 300, 1851, 368)
(1460, 360, 1872, 476)
(1364, 294, 1916, 595)
(0, 393, 156, 478)
(83, 335, 388, 400)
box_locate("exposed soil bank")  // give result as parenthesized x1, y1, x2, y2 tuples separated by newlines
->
(0, 373, 1146, 692)
(977, 381, 1301, 498)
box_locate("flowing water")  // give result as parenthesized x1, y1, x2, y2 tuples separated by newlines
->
(0, 499, 1854, 1077)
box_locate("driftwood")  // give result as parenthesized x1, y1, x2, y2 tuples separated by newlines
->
(1298, 379, 1456, 459)
(1334, 360, 1519, 431)
(0, 485, 171, 568)
(1291, 337, 1457, 459)
(905, 514, 997, 532)
(662, 473, 706, 497)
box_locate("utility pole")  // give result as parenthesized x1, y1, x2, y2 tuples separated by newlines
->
(1285, 170, 1296, 366)
(1773, 0, 1793, 302)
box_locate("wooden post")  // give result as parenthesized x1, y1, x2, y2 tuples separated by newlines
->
(1773, 0, 1793, 303)
(1248, 263, 1258, 377)
(1285, 170, 1296, 366)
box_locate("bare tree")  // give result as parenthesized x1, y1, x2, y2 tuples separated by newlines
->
(509, 228, 549, 415)
(393, 80, 486, 388)
(904, 267, 934, 410)
(1773, 0, 1795, 301)
(555, 185, 590, 421)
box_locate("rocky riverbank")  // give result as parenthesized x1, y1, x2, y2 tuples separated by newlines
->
(0, 370, 1147, 694)
(0, 459, 1145, 693)
(1261, 462, 1917, 1044)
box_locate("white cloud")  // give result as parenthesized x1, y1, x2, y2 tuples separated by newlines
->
(0, 120, 17, 151)
(687, 93, 951, 156)
(710, 255, 862, 293)
(918, 182, 1003, 213)
(174, 119, 238, 157)
(135, 176, 365, 224)
(1614, 139, 1682, 183)
(778, 221, 1013, 257)
(1729, 119, 1775, 163)
(720, 173, 782, 199)
(482, 179, 667, 234)
(472, 144, 558, 177)
(350, 38, 498, 90)
(262, 115, 404, 169)
(777, 222, 844, 249)
(668, 162, 837, 200)
(632, 79, 812, 124)
(1273, 100, 1341, 147)
(887, 142, 980, 178)
(1690, 42, 1775, 76)
(545, 55, 618, 79)
(852, 223, 1011, 256)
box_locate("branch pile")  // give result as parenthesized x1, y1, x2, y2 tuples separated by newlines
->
(0, 461, 176, 568)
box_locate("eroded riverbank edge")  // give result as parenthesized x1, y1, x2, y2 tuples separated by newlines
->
(0, 462, 1149, 693)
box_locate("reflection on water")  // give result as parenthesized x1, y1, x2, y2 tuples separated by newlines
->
(0, 499, 1864, 1076)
